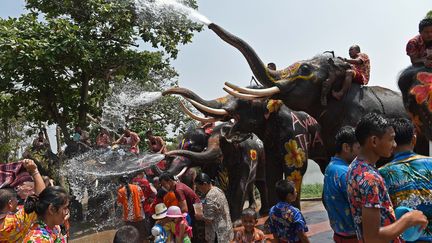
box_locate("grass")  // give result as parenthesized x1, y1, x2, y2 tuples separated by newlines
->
(301, 183, 323, 199)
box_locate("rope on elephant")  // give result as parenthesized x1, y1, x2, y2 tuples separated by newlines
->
(369, 87, 386, 114)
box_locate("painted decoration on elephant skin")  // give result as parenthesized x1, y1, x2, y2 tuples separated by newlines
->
(284, 139, 306, 168)
(266, 99, 283, 114)
(410, 72, 432, 111)
(287, 170, 302, 192)
(249, 149, 257, 161)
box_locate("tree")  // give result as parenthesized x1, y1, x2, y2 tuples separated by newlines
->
(0, 0, 201, 146)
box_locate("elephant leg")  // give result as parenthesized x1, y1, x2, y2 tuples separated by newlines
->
(255, 179, 268, 215)
(265, 157, 283, 208)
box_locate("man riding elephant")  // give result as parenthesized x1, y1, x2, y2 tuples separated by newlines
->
(206, 22, 428, 158)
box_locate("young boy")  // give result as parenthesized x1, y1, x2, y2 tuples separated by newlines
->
(268, 180, 309, 243)
(347, 113, 428, 242)
(234, 208, 266, 243)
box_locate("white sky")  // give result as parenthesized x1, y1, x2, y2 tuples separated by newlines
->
(1, 0, 431, 101)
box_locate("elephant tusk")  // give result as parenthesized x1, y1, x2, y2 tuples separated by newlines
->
(186, 98, 228, 116)
(223, 86, 259, 100)
(179, 102, 219, 123)
(224, 82, 280, 96)
(175, 166, 188, 179)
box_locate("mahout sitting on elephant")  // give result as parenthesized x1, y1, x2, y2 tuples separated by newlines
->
(207, 23, 429, 158)
(157, 122, 267, 221)
(163, 87, 327, 209)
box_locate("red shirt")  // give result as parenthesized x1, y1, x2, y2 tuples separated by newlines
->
(352, 53, 370, 85)
(406, 34, 428, 59)
(174, 182, 200, 217)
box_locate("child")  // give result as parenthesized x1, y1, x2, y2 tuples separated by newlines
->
(268, 180, 309, 243)
(233, 208, 266, 243)
(165, 206, 193, 243)
(152, 203, 170, 243)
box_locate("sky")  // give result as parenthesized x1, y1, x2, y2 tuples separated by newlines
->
(2, 0, 431, 101)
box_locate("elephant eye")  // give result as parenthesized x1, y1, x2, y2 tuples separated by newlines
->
(298, 64, 311, 76)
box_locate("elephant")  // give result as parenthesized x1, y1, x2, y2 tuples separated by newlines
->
(163, 87, 327, 209)
(205, 23, 429, 158)
(161, 123, 268, 221)
(398, 66, 432, 141)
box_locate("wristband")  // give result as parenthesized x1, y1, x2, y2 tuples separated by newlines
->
(31, 170, 40, 177)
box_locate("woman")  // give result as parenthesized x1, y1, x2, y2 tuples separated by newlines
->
(117, 175, 147, 241)
(194, 173, 233, 243)
(23, 186, 69, 242)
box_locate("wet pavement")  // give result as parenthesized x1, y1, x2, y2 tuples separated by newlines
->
(71, 200, 332, 243)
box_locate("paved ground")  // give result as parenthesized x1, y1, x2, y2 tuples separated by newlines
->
(71, 200, 332, 243)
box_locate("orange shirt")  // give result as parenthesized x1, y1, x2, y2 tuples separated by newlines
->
(117, 184, 145, 222)
(163, 191, 179, 208)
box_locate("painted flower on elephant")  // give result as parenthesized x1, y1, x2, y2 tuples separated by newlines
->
(287, 170, 302, 192)
(284, 139, 306, 168)
(249, 149, 257, 160)
(410, 72, 432, 111)
(266, 99, 283, 114)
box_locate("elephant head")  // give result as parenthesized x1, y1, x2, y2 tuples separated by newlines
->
(208, 23, 350, 112)
(398, 66, 432, 140)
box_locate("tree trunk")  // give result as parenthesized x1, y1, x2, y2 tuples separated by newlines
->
(78, 73, 90, 128)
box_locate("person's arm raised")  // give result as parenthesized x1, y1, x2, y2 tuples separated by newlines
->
(362, 207, 427, 243)
(22, 159, 45, 195)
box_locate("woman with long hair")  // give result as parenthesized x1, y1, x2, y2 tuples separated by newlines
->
(117, 175, 147, 241)
(23, 186, 69, 242)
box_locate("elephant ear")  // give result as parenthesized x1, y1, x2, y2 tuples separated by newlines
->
(264, 99, 283, 119)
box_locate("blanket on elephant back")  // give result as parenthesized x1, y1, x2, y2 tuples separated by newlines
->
(0, 162, 32, 189)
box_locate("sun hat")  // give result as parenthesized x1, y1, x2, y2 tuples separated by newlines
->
(394, 206, 423, 242)
(152, 203, 168, 220)
(166, 206, 187, 218)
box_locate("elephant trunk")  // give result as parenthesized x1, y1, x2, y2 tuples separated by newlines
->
(163, 87, 225, 109)
(208, 23, 278, 87)
(166, 136, 223, 166)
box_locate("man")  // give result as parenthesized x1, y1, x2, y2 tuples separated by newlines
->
(0, 159, 45, 242)
(346, 113, 427, 242)
(159, 173, 202, 242)
(72, 126, 91, 147)
(145, 130, 167, 154)
(31, 131, 50, 151)
(323, 126, 360, 243)
(267, 62, 276, 70)
(379, 118, 432, 242)
(332, 45, 370, 100)
(406, 18, 432, 67)
(114, 128, 141, 154)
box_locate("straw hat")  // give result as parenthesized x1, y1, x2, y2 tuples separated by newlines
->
(166, 206, 187, 218)
(152, 203, 168, 220)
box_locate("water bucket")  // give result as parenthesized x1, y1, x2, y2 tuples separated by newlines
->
(394, 206, 423, 242)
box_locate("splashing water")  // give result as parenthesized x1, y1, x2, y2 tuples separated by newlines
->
(134, 0, 212, 25)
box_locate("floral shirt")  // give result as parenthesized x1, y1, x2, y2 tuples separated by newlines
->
(0, 207, 37, 242)
(268, 201, 308, 242)
(323, 157, 356, 235)
(23, 219, 66, 243)
(347, 158, 402, 242)
(379, 151, 432, 242)
(406, 34, 429, 60)
(352, 53, 370, 84)
(202, 186, 233, 243)
(233, 227, 266, 243)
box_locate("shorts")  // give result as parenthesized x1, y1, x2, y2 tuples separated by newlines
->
(333, 232, 359, 243)
(352, 69, 367, 85)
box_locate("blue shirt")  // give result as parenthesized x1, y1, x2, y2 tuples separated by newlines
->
(323, 157, 356, 235)
(268, 201, 308, 242)
(379, 151, 432, 242)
